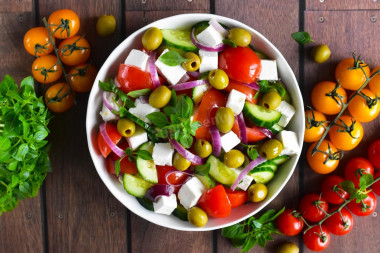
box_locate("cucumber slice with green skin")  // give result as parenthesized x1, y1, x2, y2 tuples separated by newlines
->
(243, 101, 281, 128)
(270, 123, 284, 135)
(161, 29, 197, 52)
(192, 84, 209, 104)
(248, 167, 275, 184)
(136, 197, 154, 211)
(256, 160, 278, 172)
(136, 142, 158, 183)
(195, 173, 216, 189)
(123, 174, 153, 197)
(207, 155, 239, 185)
(173, 205, 188, 221)
(272, 155, 290, 165)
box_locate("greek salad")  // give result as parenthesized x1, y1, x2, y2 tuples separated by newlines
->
(96, 19, 300, 227)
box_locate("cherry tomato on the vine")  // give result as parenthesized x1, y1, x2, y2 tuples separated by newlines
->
(335, 57, 370, 91)
(307, 140, 340, 174)
(59, 35, 91, 66)
(369, 66, 380, 97)
(311, 81, 347, 115)
(368, 139, 380, 168)
(348, 88, 380, 122)
(48, 9, 80, 39)
(299, 193, 329, 222)
(304, 109, 327, 143)
(303, 225, 330, 252)
(321, 175, 349, 205)
(325, 207, 353, 236)
(372, 171, 380, 196)
(328, 115, 363, 151)
(347, 191, 377, 216)
(44, 83, 74, 113)
(344, 157, 374, 188)
(24, 27, 55, 56)
(68, 63, 98, 93)
(276, 209, 304, 236)
(32, 55, 62, 84)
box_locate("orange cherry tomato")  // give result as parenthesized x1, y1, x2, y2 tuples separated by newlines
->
(45, 83, 74, 113)
(348, 88, 380, 122)
(24, 27, 55, 56)
(32, 55, 62, 84)
(311, 81, 347, 115)
(369, 66, 380, 97)
(307, 140, 340, 174)
(304, 109, 327, 143)
(329, 115, 363, 151)
(48, 9, 80, 39)
(335, 57, 370, 90)
(58, 35, 91, 66)
(68, 63, 98, 93)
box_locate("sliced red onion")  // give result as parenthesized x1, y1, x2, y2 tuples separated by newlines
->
(171, 79, 209, 91)
(169, 139, 204, 165)
(209, 19, 228, 37)
(103, 92, 116, 112)
(139, 95, 149, 104)
(165, 170, 193, 187)
(99, 123, 124, 158)
(149, 51, 161, 88)
(232, 79, 260, 90)
(114, 77, 121, 88)
(187, 71, 201, 79)
(209, 125, 221, 157)
(236, 113, 247, 144)
(257, 126, 274, 139)
(179, 73, 190, 84)
(231, 156, 266, 191)
(191, 27, 227, 52)
(145, 184, 175, 202)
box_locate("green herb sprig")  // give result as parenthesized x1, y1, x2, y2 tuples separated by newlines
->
(99, 80, 135, 108)
(158, 51, 190, 66)
(114, 147, 152, 176)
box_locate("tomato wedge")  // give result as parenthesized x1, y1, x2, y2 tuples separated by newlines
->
(106, 142, 138, 175)
(224, 187, 247, 208)
(156, 165, 189, 193)
(97, 123, 122, 158)
(224, 80, 258, 104)
(246, 126, 267, 143)
(198, 185, 231, 218)
(117, 64, 154, 93)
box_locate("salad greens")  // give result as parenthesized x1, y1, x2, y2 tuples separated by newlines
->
(291, 31, 314, 45)
(158, 51, 190, 66)
(0, 75, 51, 215)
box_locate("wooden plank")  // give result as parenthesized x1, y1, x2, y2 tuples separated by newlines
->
(215, 1, 301, 252)
(302, 10, 380, 253)
(307, 0, 380, 11)
(125, 0, 209, 11)
(0, 0, 33, 12)
(37, 1, 128, 252)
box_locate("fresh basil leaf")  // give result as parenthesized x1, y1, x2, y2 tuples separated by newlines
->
(164, 106, 176, 117)
(340, 180, 356, 195)
(146, 112, 169, 128)
(114, 159, 121, 176)
(247, 147, 259, 161)
(158, 51, 190, 66)
(291, 31, 314, 45)
(221, 223, 245, 239)
(99, 80, 113, 92)
(223, 38, 237, 48)
(170, 114, 181, 124)
(0, 136, 11, 151)
(169, 89, 177, 106)
(20, 76, 35, 95)
(136, 150, 153, 160)
(185, 96, 194, 117)
(193, 163, 210, 176)
(359, 174, 374, 190)
(241, 237, 257, 253)
(156, 129, 168, 138)
(127, 89, 151, 98)
(190, 121, 201, 135)
(14, 143, 29, 161)
(179, 134, 193, 148)
(175, 96, 190, 118)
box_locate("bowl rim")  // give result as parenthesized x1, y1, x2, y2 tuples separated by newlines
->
(86, 13, 304, 231)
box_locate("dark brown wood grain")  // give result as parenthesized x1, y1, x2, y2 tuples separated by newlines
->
(307, 0, 380, 11)
(0, 0, 33, 12)
(125, 0, 209, 11)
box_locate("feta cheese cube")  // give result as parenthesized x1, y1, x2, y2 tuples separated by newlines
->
(237, 175, 254, 191)
(220, 131, 241, 153)
(99, 104, 118, 122)
(152, 143, 174, 166)
(277, 130, 300, 156)
(128, 98, 159, 124)
(155, 49, 187, 85)
(178, 177, 206, 210)
(124, 49, 149, 71)
(126, 127, 148, 150)
(259, 60, 278, 81)
(153, 194, 177, 215)
(99, 92, 121, 122)
(275, 101, 296, 127)
(199, 50, 218, 73)
(226, 89, 247, 115)
(196, 25, 224, 47)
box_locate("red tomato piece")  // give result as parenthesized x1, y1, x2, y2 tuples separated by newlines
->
(224, 187, 247, 208)
(224, 80, 258, 104)
(276, 209, 304, 236)
(372, 171, 380, 196)
(299, 193, 329, 222)
(368, 139, 380, 169)
(303, 225, 330, 252)
(347, 191, 377, 216)
(344, 157, 374, 188)
(198, 185, 231, 218)
(219, 47, 262, 84)
(117, 64, 154, 93)
(325, 207, 353, 236)
(246, 126, 268, 143)
(106, 142, 138, 175)
(97, 123, 122, 158)
(321, 175, 349, 205)
(156, 165, 189, 193)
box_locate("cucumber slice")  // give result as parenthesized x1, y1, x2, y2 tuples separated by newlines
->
(192, 84, 209, 104)
(136, 142, 158, 183)
(256, 160, 278, 172)
(243, 101, 281, 128)
(173, 205, 188, 221)
(270, 123, 284, 135)
(272, 155, 290, 165)
(195, 173, 216, 189)
(123, 174, 153, 197)
(249, 167, 275, 184)
(208, 155, 239, 185)
(161, 29, 197, 52)
(136, 197, 154, 211)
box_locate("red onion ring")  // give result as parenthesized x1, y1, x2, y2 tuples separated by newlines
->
(165, 170, 193, 187)
(102, 92, 119, 114)
(170, 79, 209, 91)
(149, 51, 161, 88)
(187, 71, 201, 79)
(99, 123, 124, 158)
(191, 27, 227, 52)
(209, 125, 221, 157)
(232, 79, 260, 90)
(169, 139, 204, 165)
(209, 19, 228, 37)
(236, 113, 247, 144)
(231, 156, 266, 191)
(145, 184, 175, 202)
(257, 126, 274, 139)
(139, 95, 149, 104)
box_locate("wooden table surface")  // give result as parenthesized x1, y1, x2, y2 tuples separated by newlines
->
(1, 0, 380, 252)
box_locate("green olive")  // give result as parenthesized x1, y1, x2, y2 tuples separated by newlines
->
(224, 149, 245, 168)
(181, 52, 201, 72)
(142, 27, 163, 51)
(247, 183, 268, 202)
(117, 118, 136, 137)
(149, 85, 171, 108)
(173, 152, 191, 171)
(259, 139, 283, 160)
(96, 15, 116, 37)
(276, 242, 299, 253)
(311, 44, 331, 64)
(187, 207, 208, 227)
(228, 28, 251, 47)
(193, 139, 212, 158)
(208, 69, 229, 90)
(260, 90, 282, 110)
(215, 107, 234, 133)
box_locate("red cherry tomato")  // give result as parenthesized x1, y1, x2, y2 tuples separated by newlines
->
(368, 139, 380, 168)
(372, 171, 380, 196)
(303, 225, 330, 251)
(347, 191, 377, 216)
(224, 187, 247, 208)
(321, 175, 349, 205)
(276, 209, 304, 236)
(325, 207, 353, 236)
(344, 157, 374, 188)
(106, 142, 138, 175)
(198, 185, 231, 218)
(156, 165, 189, 193)
(299, 193, 329, 222)
(218, 47, 262, 84)
(97, 123, 122, 158)
(224, 80, 258, 104)
(117, 64, 154, 93)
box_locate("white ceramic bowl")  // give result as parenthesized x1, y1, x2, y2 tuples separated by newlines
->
(86, 13, 304, 231)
